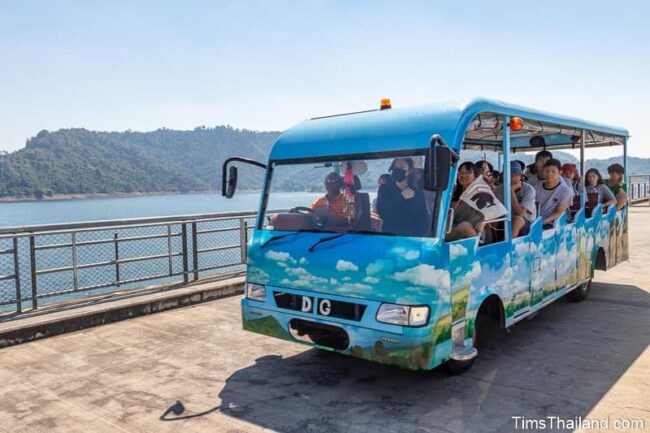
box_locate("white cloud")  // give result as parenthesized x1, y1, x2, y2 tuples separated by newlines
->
(454, 260, 481, 289)
(363, 276, 380, 284)
(390, 246, 420, 261)
(392, 264, 450, 291)
(337, 282, 372, 293)
(449, 244, 468, 259)
(514, 242, 529, 256)
(366, 259, 393, 276)
(404, 250, 420, 260)
(247, 267, 269, 284)
(299, 257, 308, 265)
(264, 250, 296, 265)
(336, 259, 359, 272)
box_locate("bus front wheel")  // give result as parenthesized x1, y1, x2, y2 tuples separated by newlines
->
(445, 355, 475, 375)
(567, 279, 591, 302)
(445, 297, 503, 375)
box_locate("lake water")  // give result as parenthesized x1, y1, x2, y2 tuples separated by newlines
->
(0, 192, 312, 228)
(0, 191, 328, 311)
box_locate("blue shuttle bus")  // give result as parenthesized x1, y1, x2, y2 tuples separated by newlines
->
(222, 98, 629, 372)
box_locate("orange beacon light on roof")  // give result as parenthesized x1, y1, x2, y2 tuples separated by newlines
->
(380, 98, 392, 110)
(510, 116, 524, 131)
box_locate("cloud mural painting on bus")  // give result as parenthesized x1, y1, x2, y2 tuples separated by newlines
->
(243, 231, 455, 370)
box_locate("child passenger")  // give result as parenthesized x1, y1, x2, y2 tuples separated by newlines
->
(561, 163, 584, 196)
(584, 168, 617, 211)
(507, 161, 536, 237)
(606, 163, 628, 210)
(535, 158, 573, 230)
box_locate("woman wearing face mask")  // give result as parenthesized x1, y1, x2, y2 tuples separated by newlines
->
(375, 158, 429, 237)
(446, 161, 486, 241)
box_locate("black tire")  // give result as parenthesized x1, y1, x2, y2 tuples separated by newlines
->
(445, 356, 475, 375)
(445, 316, 479, 375)
(567, 279, 591, 302)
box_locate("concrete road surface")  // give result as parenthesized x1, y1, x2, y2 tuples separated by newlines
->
(1, 208, 649, 433)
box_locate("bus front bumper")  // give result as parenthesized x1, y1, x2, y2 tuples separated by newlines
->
(241, 298, 452, 371)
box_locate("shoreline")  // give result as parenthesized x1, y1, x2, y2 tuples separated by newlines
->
(0, 190, 219, 203)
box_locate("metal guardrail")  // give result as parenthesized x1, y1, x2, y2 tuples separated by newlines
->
(0, 210, 267, 313)
(629, 174, 650, 204)
(0, 173, 647, 314)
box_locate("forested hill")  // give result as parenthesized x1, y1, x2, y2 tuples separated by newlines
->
(0, 126, 646, 199)
(0, 127, 279, 197)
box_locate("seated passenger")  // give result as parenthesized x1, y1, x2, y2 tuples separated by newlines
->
(535, 158, 573, 229)
(475, 160, 495, 187)
(491, 169, 502, 186)
(310, 172, 352, 228)
(371, 173, 392, 213)
(561, 163, 584, 196)
(524, 163, 535, 181)
(606, 163, 628, 210)
(498, 161, 536, 237)
(584, 168, 617, 213)
(376, 158, 429, 237)
(527, 150, 553, 190)
(446, 162, 485, 242)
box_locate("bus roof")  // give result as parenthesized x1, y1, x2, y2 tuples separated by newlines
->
(269, 97, 629, 161)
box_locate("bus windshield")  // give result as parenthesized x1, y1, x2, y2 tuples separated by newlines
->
(261, 152, 437, 237)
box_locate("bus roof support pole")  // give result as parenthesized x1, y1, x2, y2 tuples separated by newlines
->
(580, 130, 586, 208)
(623, 137, 630, 188)
(503, 116, 512, 241)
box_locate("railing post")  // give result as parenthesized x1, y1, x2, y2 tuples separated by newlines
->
(240, 218, 248, 264)
(29, 235, 37, 309)
(114, 232, 121, 287)
(192, 222, 199, 281)
(13, 237, 21, 313)
(181, 223, 189, 283)
(71, 232, 78, 291)
(167, 225, 173, 276)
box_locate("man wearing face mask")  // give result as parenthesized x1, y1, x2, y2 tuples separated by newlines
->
(375, 158, 429, 237)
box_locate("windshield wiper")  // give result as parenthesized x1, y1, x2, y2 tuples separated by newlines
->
(308, 232, 346, 252)
(261, 230, 306, 249)
(308, 229, 395, 252)
(261, 229, 339, 249)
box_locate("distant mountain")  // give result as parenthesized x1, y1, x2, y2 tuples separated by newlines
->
(0, 127, 646, 199)
(0, 127, 279, 197)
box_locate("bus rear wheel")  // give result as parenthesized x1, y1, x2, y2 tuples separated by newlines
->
(567, 279, 591, 302)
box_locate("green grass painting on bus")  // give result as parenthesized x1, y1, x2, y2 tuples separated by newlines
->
(242, 205, 627, 370)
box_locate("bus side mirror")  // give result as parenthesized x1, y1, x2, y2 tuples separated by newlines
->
(424, 145, 452, 191)
(223, 165, 238, 198)
(221, 156, 267, 199)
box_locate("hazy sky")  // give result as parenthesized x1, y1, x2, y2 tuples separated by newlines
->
(1, 0, 648, 158)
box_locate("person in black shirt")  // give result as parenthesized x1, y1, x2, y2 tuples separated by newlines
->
(375, 158, 429, 237)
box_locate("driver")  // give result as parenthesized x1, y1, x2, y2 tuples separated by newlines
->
(310, 172, 352, 228)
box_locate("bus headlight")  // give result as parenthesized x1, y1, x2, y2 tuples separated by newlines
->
(376, 304, 429, 327)
(245, 283, 266, 301)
